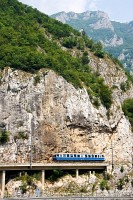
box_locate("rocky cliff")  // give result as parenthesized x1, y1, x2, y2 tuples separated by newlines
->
(0, 59, 132, 173)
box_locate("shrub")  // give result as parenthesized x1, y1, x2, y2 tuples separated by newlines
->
(0, 130, 10, 144)
(62, 37, 77, 48)
(100, 180, 109, 190)
(20, 183, 27, 194)
(124, 176, 129, 183)
(80, 185, 88, 193)
(92, 183, 97, 192)
(120, 81, 130, 92)
(48, 170, 63, 182)
(34, 75, 40, 86)
(17, 132, 28, 140)
(106, 173, 113, 180)
(117, 178, 125, 190)
(100, 180, 106, 190)
(120, 166, 124, 173)
(81, 51, 90, 65)
(99, 85, 112, 109)
(92, 97, 100, 108)
(94, 50, 105, 58)
(122, 98, 133, 131)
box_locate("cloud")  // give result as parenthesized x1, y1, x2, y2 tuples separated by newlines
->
(19, 0, 99, 15)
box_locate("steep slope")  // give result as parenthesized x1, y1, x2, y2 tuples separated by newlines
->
(0, 0, 133, 180)
(51, 11, 133, 73)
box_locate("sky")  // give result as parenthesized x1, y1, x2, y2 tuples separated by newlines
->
(19, 0, 133, 23)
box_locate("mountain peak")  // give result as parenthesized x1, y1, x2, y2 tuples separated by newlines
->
(51, 10, 114, 30)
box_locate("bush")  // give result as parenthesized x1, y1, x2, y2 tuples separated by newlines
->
(48, 170, 63, 182)
(20, 183, 27, 194)
(0, 130, 10, 144)
(106, 173, 113, 180)
(62, 37, 77, 48)
(117, 178, 125, 190)
(120, 166, 124, 173)
(92, 97, 100, 108)
(100, 180, 109, 190)
(16, 132, 28, 140)
(34, 75, 40, 86)
(99, 85, 112, 109)
(94, 50, 105, 58)
(120, 81, 130, 92)
(122, 98, 133, 131)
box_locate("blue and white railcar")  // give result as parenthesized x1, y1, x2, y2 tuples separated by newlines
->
(53, 153, 105, 161)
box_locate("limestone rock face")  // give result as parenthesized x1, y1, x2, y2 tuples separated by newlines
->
(0, 66, 132, 170)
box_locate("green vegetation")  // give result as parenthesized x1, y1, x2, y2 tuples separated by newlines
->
(16, 172, 41, 194)
(0, 130, 10, 144)
(34, 74, 41, 86)
(100, 179, 110, 190)
(16, 132, 29, 140)
(122, 98, 133, 131)
(0, 0, 113, 109)
(120, 166, 124, 173)
(117, 178, 125, 190)
(120, 81, 130, 92)
(47, 170, 64, 182)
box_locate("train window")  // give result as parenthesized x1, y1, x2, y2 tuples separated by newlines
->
(92, 155, 94, 157)
(78, 155, 80, 157)
(57, 154, 59, 157)
(88, 155, 90, 157)
(70, 154, 73, 157)
(74, 154, 76, 157)
(95, 155, 97, 158)
(102, 155, 104, 157)
(67, 154, 69, 157)
(63, 154, 66, 157)
(85, 155, 87, 157)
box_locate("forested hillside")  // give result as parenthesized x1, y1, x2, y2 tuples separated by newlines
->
(0, 0, 116, 109)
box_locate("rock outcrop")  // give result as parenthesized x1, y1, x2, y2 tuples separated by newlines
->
(0, 62, 132, 173)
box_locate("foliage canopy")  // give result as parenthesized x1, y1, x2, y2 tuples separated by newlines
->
(0, 0, 112, 109)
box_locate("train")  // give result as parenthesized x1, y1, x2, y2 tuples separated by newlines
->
(53, 153, 105, 161)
